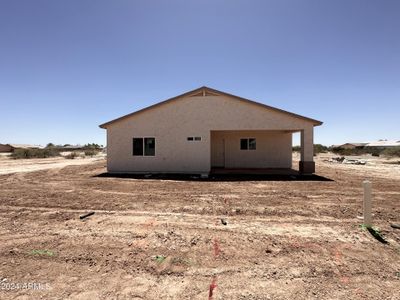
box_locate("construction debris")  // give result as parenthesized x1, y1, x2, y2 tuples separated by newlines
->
(327, 156, 367, 165)
(343, 158, 367, 165)
(329, 156, 345, 163)
(79, 211, 95, 220)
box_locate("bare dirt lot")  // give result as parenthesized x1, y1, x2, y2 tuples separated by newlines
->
(0, 155, 105, 175)
(0, 155, 399, 299)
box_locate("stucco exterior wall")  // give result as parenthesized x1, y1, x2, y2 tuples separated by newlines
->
(105, 94, 314, 173)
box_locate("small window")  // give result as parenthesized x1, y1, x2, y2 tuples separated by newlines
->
(240, 138, 256, 150)
(133, 137, 155, 156)
(133, 138, 143, 156)
(187, 136, 202, 141)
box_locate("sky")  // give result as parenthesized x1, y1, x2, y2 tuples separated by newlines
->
(0, 0, 399, 146)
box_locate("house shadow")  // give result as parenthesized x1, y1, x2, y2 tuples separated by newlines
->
(93, 171, 333, 182)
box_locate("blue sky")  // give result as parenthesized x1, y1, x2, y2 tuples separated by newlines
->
(0, 0, 399, 146)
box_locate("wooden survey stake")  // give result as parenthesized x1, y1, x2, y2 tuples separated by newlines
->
(363, 180, 372, 227)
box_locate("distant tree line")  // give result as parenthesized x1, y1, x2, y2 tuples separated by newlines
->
(293, 144, 400, 157)
(11, 143, 103, 159)
(45, 143, 103, 149)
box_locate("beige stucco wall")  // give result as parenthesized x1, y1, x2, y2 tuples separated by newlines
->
(211, 130, 292, 168)
(105, 94, 314, 173)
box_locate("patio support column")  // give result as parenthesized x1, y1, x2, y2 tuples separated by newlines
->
(299, 127, 315, 174)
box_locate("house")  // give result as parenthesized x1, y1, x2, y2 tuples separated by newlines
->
(99, 87, 322, 174)
(334, 143, 367, 149)
(0, 144, 42, 153)
(0, 144, 13, 153)
(365, 140, 400, 148)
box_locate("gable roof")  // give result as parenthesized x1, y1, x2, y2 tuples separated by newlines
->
(99, 86, 323, 128)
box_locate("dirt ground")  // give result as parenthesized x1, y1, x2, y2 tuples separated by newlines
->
(0, 154, 105, 175)
(0, 154, 399, 299)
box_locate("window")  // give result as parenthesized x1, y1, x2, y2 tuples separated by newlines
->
(187, 136, 201, 141)
(249, 138, 256, 150)
(240, 138, 256, 150)
(144, 138, 155, 156)
(133, 138, 143, 156)
(240, 139, 248, 150)
(133, 137, 155, 156)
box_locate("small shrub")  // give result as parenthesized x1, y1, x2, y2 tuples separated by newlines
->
(365, 147, 382, 156)
(11, 149, 30, 159)
(314, 144, 328, 154)
(65, 151, 79, 159)
(84, 149, 99, 157)
(382, 147, 400, 157)
(292, 146, 301, 152)
(153, 255, 166, 263)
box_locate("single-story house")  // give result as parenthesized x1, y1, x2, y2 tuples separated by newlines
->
(365, 140, 400, 148)
(99, 86, 322, 175)
(0, 144, 42, 153)
(334, 143, 368, 149)
(0, 144, 13, 153)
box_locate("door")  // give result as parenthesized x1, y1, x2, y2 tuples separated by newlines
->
(211, 135, 225, 168)
(221, 138, 225, 168)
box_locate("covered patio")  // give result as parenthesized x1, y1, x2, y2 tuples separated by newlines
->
(210, 128, 315, 174)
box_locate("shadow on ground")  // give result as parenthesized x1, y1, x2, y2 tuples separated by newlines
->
(93, 173, 333, 182)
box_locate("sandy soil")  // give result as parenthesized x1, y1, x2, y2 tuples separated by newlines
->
(0, 155, 399, 299)
(314, 153, 400, 181)
(0, 156, 105, 175)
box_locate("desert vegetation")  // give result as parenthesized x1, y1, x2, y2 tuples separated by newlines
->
(10, 142, 103, 159)
(11, 148, 60, 159)
(293, 145, 400, 158)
